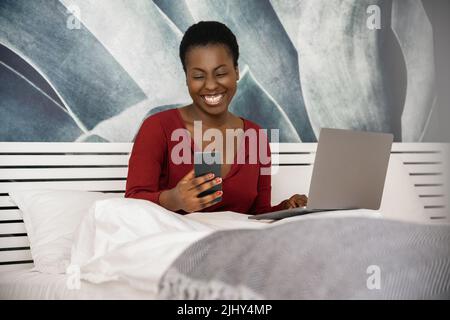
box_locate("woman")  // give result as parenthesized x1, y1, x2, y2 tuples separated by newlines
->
(125, 21, 307, 214)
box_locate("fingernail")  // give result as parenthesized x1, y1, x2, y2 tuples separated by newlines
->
(215, 177, 222, 183)
(216, 191, 222, 195)
(208, 173, 214, 179)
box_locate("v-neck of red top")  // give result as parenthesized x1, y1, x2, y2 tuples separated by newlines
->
(173, 108, 248, 181)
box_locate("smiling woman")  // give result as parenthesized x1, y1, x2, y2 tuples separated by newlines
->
(125, 21, 308, 215)
(180, 21, 239, 117)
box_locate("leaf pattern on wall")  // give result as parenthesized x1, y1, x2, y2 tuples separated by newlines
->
(0, 0, 437, 142)
(391, 0, 436, 142)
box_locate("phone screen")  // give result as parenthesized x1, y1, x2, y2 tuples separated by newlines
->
(194, 151, 222, 199)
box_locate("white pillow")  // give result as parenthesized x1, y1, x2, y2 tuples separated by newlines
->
(9, 190, 122, 274)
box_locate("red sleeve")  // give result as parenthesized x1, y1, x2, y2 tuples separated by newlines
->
(125, 116, 167, 205)
(249, 132, 285, 214)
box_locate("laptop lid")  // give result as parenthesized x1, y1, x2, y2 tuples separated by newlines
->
(307, 128, 393, 210)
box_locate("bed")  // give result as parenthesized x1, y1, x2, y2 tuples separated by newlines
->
(0, 142, 449, 299)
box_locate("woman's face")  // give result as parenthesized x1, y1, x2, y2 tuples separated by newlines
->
(185, 44, 239, 116)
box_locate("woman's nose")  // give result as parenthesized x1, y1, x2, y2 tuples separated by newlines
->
(204, 76, 218, 90)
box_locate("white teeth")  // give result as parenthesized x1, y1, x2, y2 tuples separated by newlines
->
(203, 94, 224, 105)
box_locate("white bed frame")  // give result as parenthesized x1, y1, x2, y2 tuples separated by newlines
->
(0, 142, 448, 272)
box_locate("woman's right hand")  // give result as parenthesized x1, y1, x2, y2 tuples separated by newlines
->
(161, 169, 223, 213)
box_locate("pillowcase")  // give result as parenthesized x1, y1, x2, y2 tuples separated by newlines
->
(9, 189, 122, 274)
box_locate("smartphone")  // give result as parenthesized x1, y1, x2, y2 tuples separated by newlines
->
(194, 151, 222, 200)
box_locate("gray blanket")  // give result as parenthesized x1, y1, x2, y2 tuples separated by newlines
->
(157, 217, 450, 299)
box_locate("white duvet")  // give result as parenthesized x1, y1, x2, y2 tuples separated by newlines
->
(70, 198, 382, 294)
(70, 198, 266, 294)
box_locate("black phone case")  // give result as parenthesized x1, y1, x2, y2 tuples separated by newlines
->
(194, 153, 222, 200)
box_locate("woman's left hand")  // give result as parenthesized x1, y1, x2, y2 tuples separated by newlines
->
(281, 194, 308, 209)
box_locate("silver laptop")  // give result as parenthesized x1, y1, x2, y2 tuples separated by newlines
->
(249, 128, 393, 220)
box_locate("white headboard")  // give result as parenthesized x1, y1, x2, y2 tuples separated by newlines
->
(0, 142, 448, 272)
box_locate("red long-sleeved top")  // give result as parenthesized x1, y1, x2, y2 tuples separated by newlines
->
(125, 108, 284, 214)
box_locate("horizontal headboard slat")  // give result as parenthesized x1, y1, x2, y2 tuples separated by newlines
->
(0, 209, 22, 221)
(0, 236, 30, 249)
(0, 249, 33, 263)
(269, 143, 317, 153)
(272, 154, 315, 165)
(398, 153, 445, 163)
(0, 142, 133, 153)
(410, 175, 445, 185)
(420, 196, 447, 207)
(270, 142, 447, 153)
(403, 164, 444, 174)
(0, 196, 16, 207)
(0, 142, 446, 153)
(0, 167, 129, 180)
(415, 185, 446, 196)
(0, 180, 126, 193)
(0, 263, 34, 272)
(0, 222, 27, 235)
(387, 143, 446, 152)
(0, 155, 130, 166)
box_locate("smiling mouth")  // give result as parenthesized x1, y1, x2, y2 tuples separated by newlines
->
(201, 93, 225, 106)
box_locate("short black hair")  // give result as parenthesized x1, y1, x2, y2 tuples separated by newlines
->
(179, 21, 239, 73)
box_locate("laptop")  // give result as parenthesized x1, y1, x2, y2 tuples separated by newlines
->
(249, 128, 393, 221)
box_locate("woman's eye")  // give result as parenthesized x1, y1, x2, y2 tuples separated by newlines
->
(216, 73, 227, 77)
(193, 75, 204, 79)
